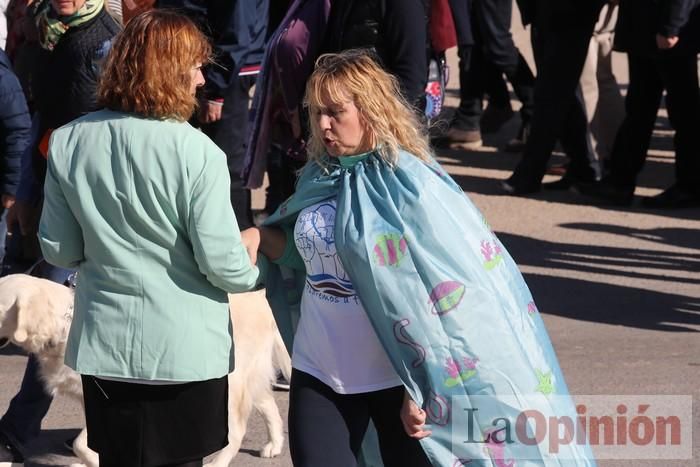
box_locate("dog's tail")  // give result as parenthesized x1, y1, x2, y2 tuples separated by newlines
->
(272, 328, 291, 383)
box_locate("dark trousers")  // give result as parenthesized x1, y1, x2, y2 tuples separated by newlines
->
(508, 0, 602, 188)
(609, 52, 700, 192)
(201, 75, 256, 230)
(0, 355, 52, 447)
(288, 369, 431, 467)
(450, 0, 535, 130)
(265, 144, 305, 214)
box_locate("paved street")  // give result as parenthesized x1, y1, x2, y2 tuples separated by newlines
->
(1, 10, 699, 467)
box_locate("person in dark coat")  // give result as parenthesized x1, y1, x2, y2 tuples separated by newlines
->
(0, 49, 31, 266)
(581, 0, 700, 208)
(323, 0, 430, 113)
(502, 0, 605, 194)
(446, 0, 535, 150)
(158, 0, 269, 230)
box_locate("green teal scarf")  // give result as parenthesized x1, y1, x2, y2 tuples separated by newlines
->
(34, 0, 105, 51)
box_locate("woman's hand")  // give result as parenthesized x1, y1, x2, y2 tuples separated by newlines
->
(199, 100, 223, 123)
(400, 391, 432, 439)
(240, 227, 261, 265)
(656, 34, 679, 50)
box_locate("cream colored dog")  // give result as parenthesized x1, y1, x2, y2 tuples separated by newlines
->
(0, 274, 291, 467)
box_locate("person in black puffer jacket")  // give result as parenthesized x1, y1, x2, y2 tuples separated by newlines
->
(0, 50, 31, 218)
(323, 0, 430, 114)
(31, 0, 120, 183)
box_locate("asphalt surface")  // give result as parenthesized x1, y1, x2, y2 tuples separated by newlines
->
(1, 9, 698, 467)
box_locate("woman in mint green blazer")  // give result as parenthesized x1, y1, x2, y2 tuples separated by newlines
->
(37, 11, 259, 467)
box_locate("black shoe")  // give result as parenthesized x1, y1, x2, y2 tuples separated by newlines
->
(272, 370, 290, 391)
(63, 435, 78, 454)
(575, 180, 634, 206)
(641, 185, 700, 209)
(504, 122, 530, 153)
(0, 431, 24, 465)
(444, 127, 483, 149)
(480, 104, 514, 134)
(500, 179, 540, 196)
(543, 174, 596, 191)
(542, 177, 575, 191)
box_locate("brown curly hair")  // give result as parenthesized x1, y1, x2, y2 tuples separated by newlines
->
(97, 10, 211, 121)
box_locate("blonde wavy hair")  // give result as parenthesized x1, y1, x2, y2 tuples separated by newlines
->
(304, 50, 432, 166)
(97, 10, 211, 121)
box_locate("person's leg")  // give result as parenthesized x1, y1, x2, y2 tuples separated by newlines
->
(201, 75, 256, 230)
(452, 42, 486, 133)
(657, 53, 700, 195)
(553, 92, 597, 184)
(446, 0, 483, 144)
(579, 34, 602, 176)
(479, 63, 514, 134)
(288, 369, 369, 467)
(0, 354, 53, 448)
(607, 54, 664, 190)
(505, 0, 601, 192)
(591, 31, 624, 166)
(264, 145, 303, 216)
(476, 0, 535, 126)
(367, 386, 431, 467)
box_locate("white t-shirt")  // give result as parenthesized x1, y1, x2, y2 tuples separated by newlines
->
(292, 200, 402, 394)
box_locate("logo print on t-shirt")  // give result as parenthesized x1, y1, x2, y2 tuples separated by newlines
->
(295, 202, 355, 299)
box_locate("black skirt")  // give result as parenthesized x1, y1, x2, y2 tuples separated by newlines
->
(81, 375, 228, 467)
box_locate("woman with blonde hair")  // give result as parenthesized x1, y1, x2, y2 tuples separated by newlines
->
(247, 49, 596, 466)
(38, 10, 260, 467)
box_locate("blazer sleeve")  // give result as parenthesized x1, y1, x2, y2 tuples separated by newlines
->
(38, 153, 85, 269)
(188, 146, 260, 293)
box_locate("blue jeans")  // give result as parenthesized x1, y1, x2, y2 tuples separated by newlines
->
(0, 260, 73, 447)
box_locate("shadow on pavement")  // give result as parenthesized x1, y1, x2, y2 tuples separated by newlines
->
(443, 167, 700, 220)
(498, 232, 700, 332)
(0, 343, 26, 356)
(523, 272, 699, 333)
(560, 223, 700, 252)
(25, 428, 81, 467)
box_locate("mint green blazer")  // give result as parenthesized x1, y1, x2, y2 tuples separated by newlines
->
(39, 109, 260, 381)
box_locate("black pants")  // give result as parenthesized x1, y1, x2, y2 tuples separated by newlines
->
(201, 75, 256, 230)
(450, 0, 535, 130)
(609, 52, 700, 192)
(508, 0, 602, 189)
(288, 370, 432, 467)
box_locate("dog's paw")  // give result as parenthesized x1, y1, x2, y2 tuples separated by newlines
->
(259, 441, 283, 458)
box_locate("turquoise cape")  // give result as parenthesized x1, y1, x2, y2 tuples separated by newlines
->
(262, 150, 597, 466)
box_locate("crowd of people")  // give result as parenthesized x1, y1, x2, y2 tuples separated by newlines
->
(0, 0, 698, 466)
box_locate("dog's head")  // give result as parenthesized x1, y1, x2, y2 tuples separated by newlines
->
(0, 274, 74, 354)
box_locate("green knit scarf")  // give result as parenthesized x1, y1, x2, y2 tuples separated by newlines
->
(34, 0, 105, 51)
